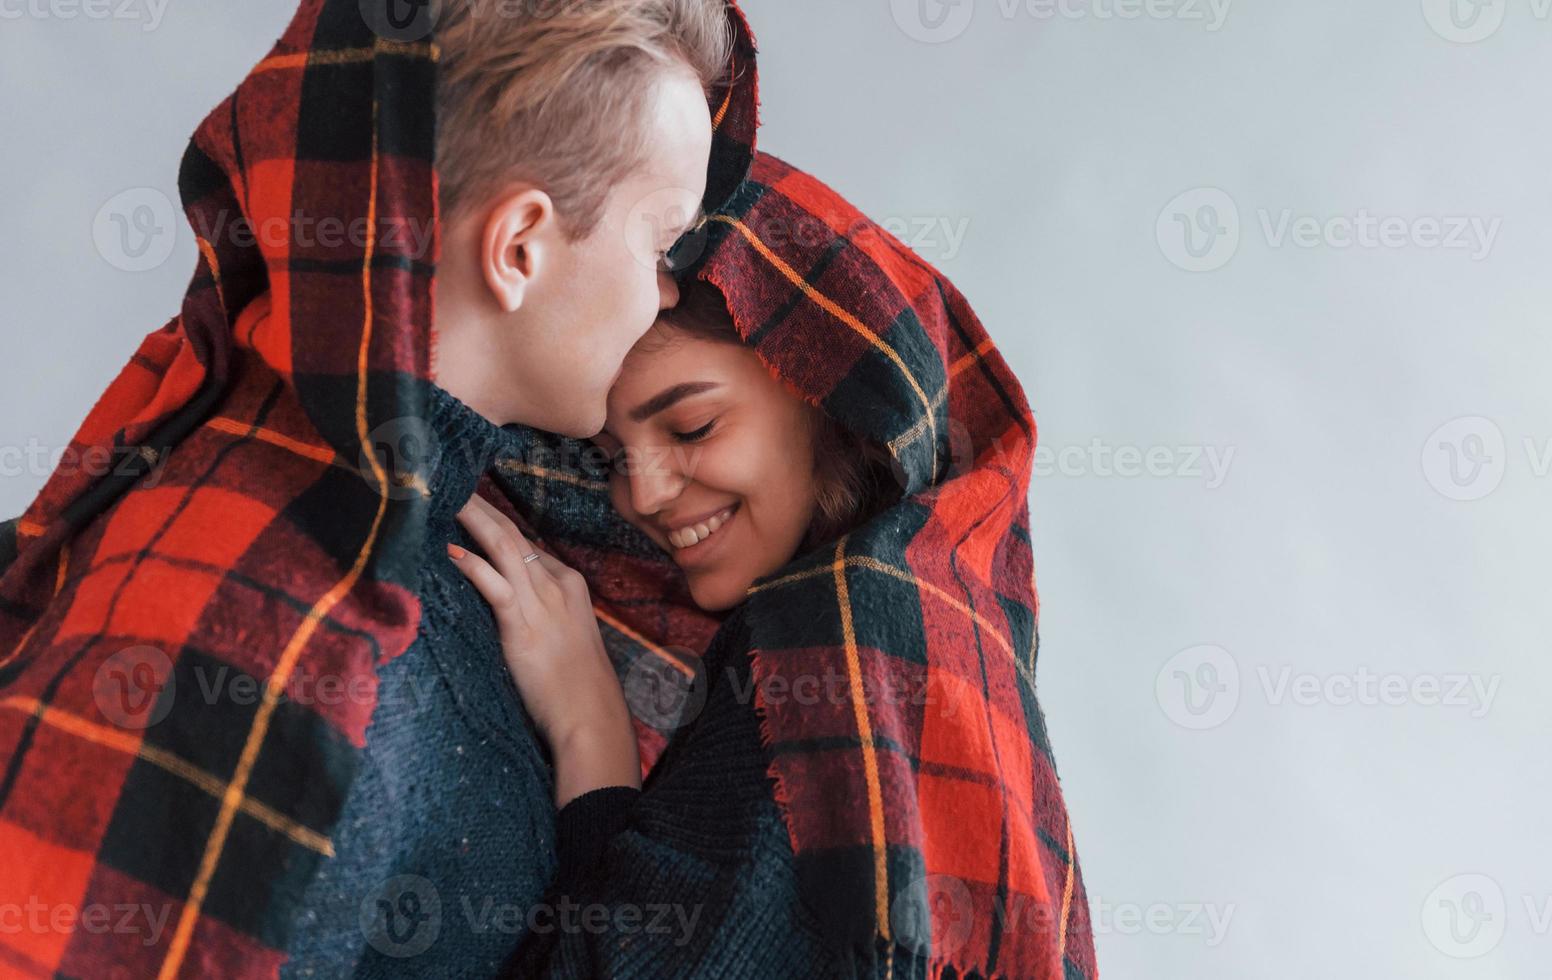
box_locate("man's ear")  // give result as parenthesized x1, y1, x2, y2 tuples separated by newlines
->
(481, 187, 555, 313)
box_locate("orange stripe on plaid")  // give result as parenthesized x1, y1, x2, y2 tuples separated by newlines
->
(750, 554, 1035, 687)
(950, 337, 996, 379)
(204, 417, 336, 466)
(0, 697, 333, 857)
(1057, 817, 1075, 964)
(204, 416, 430, 497)
(54, 539, 70, 596)
(497, 459, 609, 493)
(711, 55, 735, 129)
(709, 215, 940, 468)
(594, 607, 695, 680)
(884, 338, 997, 465)
(253, 39, 436, 75)
(17, 519, 44, 538)
(830, 539, 892, 945)
(157, 93, 393, 980)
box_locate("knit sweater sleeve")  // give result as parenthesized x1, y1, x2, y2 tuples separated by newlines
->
(504, 607, 895, 980)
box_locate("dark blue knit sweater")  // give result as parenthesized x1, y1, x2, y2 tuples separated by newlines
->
(282, 384, 557, 979)
(509, 608, 949, 979)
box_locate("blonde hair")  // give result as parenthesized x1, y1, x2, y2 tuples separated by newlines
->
(436, 0, 733, 235)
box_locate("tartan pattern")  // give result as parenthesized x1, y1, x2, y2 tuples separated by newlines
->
(497, 153, 1097, 980)
(0, 2, 758, 976)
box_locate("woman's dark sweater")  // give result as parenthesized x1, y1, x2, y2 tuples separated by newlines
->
(509, 607, 951, 980)
(283, 384, 557, 978)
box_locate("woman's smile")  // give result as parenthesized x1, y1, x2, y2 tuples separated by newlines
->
(665, 503, 740, 561)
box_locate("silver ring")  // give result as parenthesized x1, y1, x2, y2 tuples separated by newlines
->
(522, 552, 541, 565)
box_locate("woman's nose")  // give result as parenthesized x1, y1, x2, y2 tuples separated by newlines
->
(629, 452, 685, 516)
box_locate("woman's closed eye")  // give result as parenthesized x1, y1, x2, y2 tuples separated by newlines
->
(672, 419, 717, 443)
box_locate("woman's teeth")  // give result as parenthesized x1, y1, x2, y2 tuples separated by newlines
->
(668, 506, 737, 550)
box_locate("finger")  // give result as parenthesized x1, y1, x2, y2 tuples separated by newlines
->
(464, 493, 551, 554)
(446, 543, 526, 625)
(466, 494, 571, 578)
(455, 503, 549, 608)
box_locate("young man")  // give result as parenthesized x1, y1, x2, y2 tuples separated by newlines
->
(0, 0, 758, 976)
(285, 3, 735, 975)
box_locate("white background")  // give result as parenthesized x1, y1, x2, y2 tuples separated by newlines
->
(2, 1, 1547, 976)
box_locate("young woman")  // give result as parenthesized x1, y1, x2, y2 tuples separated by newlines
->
(452, 153, 1097, 980)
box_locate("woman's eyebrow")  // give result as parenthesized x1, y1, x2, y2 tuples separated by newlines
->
(629, 381, 721, 423)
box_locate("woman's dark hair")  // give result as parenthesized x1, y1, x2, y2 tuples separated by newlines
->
(655, 284, 900, 549)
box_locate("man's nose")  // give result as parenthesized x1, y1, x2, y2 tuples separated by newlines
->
(657, 270, 681, 312)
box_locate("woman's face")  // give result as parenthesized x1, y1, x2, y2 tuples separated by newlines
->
(593, 324, 820, 611)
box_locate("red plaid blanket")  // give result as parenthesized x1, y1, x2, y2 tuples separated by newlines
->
(0, 2, 758, 976)
(493, 152, 1097, 979)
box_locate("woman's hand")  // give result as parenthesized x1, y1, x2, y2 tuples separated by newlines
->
(449, 493, 640, 806)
